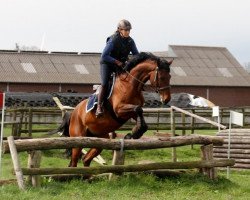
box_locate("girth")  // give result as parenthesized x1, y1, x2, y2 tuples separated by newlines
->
(104, 100, 127, 125)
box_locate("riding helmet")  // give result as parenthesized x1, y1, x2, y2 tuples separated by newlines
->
(117, 19, 132, 30)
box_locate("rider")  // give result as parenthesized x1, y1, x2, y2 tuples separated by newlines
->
(96, 19, 139, 117)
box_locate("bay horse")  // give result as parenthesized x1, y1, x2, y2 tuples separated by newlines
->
(55, 52, 172, 167)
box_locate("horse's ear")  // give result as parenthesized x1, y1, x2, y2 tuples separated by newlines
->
(168, 59, 174, 65)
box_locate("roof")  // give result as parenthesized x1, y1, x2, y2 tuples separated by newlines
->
(0, 50, 101, 84)
(168, 45, 250, 87)
(0, 46, 250, 87)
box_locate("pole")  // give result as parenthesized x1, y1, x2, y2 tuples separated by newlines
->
(0, 93, 5, 178)
(227, 111, 232, 179)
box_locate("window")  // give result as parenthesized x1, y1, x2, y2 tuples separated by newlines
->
(74, 64, 89, 74)
(172, 67, 187, 76)
(218, 68, 232, 77)
(21, 63, 37, 73)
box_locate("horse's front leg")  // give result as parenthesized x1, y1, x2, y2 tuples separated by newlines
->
(116, 104, 148, 139)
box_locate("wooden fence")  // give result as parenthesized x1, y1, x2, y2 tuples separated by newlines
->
(2, 106, 249, 137)
(4, 134, 234, 190)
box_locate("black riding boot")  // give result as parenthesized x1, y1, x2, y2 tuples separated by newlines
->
(96, 86, 106, 118)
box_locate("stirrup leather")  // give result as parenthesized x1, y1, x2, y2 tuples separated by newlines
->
(96, 104, 104, 117)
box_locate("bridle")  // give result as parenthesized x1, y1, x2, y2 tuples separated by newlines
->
(153, 67, 171, 93)
(124, 66, 171, 93)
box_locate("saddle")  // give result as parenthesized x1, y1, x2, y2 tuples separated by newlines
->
(86, 73, 115, 113)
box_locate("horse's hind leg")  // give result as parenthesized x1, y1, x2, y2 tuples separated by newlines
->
(82, 134, 109, 167)
(69, 147, 83, 167)
(82, 148, 103, 167)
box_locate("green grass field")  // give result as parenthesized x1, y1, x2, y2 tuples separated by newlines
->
(1, 128, 250, 200)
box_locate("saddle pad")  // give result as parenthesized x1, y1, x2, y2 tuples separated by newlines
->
(86, 93, 98, 113)
(86, 73, 116, 113)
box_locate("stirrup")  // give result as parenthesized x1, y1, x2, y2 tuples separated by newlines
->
(95, 106, 104, 117)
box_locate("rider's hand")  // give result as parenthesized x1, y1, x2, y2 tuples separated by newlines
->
(115, 60, 123, 67)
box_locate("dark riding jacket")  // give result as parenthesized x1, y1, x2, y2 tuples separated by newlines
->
(101, 32, 139, 64)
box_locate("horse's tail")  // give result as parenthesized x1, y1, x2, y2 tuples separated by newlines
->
(47, 112, 71, 137)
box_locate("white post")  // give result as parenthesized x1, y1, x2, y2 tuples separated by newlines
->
(227, 110, 243, 178)
(212, 106, 220, 132)
(0, 93, 5, 178)
(227, 112, 232, 179)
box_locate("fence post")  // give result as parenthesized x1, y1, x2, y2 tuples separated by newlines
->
(170, 108, 177, 162)
(109, 150, 125, 180)
(17, 111, 24, 137)
(28, 108, 33, 137)
(156, 110, 160, 132)
(191, 109, 195, 135)
(242, 108, 246, 127)
(27, 151, 42, 187)
(11, 110, 17, 136)
(200, 144, 217, 179)
(181, 113, 186, 135)
(7, 136, 25, 190)
(109, 133, 125, 180)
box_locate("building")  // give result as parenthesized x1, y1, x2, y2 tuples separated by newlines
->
(165, 45, 250, 107)
(0, 45, 250, 107)
(0, 50, 100, 93)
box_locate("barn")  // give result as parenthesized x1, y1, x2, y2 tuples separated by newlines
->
(0, 45, 250, 107)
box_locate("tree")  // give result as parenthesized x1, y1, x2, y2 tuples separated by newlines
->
(244, 62, 250, 72)
(15, 43, 40, 51)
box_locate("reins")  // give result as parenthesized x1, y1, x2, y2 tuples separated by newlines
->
(123, 66, 171, 93)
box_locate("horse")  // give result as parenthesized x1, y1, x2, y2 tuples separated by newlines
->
(54, 52, 172, 167)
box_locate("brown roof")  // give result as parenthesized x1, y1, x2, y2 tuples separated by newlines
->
(0, 45, 250, 87)
(168, 45, 250, 87)
(0, 51, 101, 84)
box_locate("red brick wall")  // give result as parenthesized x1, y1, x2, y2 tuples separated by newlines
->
(0, 83, 6, 92)
(1, 83, 95, 93)
(9, 83, 60, 92)
(61, 84, 93, 93)
(171, 86, 250, 107)
(1, 82, 250, 107)
(209, 87, 250, 107)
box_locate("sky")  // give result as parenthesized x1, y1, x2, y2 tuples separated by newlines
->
(0, 0, 250, 65)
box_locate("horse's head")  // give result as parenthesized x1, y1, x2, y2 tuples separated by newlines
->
(122, 52, 172, 105)
(149, 59, 172, 105)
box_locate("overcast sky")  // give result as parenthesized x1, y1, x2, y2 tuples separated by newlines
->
(1, 0, 250, 64)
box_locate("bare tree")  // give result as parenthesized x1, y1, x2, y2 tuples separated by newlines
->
(244, 62, 250, 72)
(14, 43, 40, 51)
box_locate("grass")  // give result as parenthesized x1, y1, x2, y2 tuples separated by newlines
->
(1, 128, 250, 200)
(1, 172, 249, 200)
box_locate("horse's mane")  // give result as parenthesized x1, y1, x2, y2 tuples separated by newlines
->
(124, 52, 160, 72)
(122, 52, 170, 73)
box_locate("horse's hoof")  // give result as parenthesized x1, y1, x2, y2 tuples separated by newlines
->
(124, 133, 132, 139)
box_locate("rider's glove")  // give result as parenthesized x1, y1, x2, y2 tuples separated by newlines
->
(115, 60, 123, 67)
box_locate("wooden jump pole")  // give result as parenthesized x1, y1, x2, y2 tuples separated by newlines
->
(7, 136, 25, 190)
(3, 135, 224, 153)
(21, 159, 235, 176)
(171, 106, 227, 130)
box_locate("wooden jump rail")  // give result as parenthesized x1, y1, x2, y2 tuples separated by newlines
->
(171, 106, 227, 130)
(4, 135, 235, 190)
(3, 134, 224, 153)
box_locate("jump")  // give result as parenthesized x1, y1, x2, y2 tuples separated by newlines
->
(54, 52, 173, 167)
